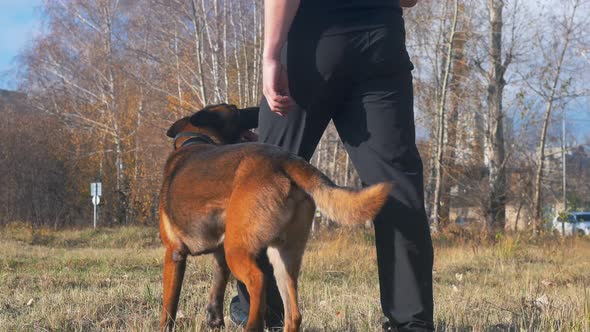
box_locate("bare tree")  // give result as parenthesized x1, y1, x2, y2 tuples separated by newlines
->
(529, 0, 585, 231)
(438, 3, 471, 227)
(431, 0, 460, 227)
(476, 0, 516, 229)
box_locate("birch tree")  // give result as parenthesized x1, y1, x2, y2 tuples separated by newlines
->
(438, 3, 471, 227)
(528, 0, 586, 231)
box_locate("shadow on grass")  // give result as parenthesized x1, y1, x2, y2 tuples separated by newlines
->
(435, 323, 515, 332)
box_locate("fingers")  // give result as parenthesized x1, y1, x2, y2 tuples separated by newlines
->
(264, 75, 295, 114)
(263, 58, 296, 115)
(266, 94, 295, 115)
(263, 90, 294, 116)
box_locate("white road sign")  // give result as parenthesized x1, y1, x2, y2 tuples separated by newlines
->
(91, 182, 102, 229)
(91, 182, 102, 197)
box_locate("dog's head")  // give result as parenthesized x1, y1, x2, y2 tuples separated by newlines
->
(166, 103, 259, 145)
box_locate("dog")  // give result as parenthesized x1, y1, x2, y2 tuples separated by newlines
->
(159, 103, 392, 332)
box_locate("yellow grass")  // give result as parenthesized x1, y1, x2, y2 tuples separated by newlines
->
(0, 223, 589, 331)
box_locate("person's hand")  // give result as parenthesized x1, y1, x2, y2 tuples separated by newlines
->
(263, 57, 295, 115)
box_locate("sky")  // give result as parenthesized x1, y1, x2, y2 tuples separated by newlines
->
(0, 0, 42, 90)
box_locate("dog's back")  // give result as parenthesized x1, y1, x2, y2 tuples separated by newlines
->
(160, 142, 391, 256)
(160, 143, 281, 255)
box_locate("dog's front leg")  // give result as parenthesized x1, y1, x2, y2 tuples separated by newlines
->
(206, 248, 230, 329)
(160, 247, 187, 332)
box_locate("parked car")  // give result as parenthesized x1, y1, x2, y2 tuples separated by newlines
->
(551, 212, 590, 236)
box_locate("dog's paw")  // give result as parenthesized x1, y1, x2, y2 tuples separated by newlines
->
(206, 305, 225, 330)
(206, 317, 225, 330)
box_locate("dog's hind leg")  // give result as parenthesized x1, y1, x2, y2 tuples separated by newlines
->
(160, 246, 187, 332)
(225, 246, 266, 332)
(206, 248, 230, 330)
(224, 167, 293, 331)
(267, 196, 315, 332)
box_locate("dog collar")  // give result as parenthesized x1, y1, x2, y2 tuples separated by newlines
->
(174, 132, 216, 149)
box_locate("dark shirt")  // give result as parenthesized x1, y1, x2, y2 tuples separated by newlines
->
(293, 0, 403, 35)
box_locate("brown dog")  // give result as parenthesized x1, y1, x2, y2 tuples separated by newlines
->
(159, 103, 392, 332)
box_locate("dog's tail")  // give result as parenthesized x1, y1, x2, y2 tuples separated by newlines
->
(282, 157, 392, 225)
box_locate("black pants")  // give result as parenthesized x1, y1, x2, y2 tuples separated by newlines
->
(237, 19, 434, 331)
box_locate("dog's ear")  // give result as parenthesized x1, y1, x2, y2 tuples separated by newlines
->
(166, 117, 191, 138)
(190, 109, 224, 129)
(238, 107, 259, 130)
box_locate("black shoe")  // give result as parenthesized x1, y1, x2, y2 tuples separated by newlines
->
(265, 314, 284, 331)
(383, 320, 435, 332)
(229, 296, 248, 327)
(230, 295, 284, 330)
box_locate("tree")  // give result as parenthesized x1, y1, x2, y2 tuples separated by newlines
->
(474, 0, 517, 230)
(431, 0, 460, 227)
(527, 0, 586, 231)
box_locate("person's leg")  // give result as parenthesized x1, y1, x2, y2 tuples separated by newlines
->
(258, 98, 332, 162)
(232, 97, 332, 328)
(333, 70, 434, 331)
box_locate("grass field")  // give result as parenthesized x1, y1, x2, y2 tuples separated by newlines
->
(0, 223, 589, 331)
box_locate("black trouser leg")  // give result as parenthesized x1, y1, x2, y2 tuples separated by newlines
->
(235, 97, 331, 327)
(332, 71, 434, 330)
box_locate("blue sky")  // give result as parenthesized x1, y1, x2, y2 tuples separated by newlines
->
(0, 0, 42, 90)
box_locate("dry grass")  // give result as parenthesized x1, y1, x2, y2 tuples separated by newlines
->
(0, 223, 589, 331)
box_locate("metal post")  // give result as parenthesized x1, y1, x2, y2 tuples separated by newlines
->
(561, 112, 566, 235)
(91, 182, 102, 229)
(562, 113, 567, 211)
